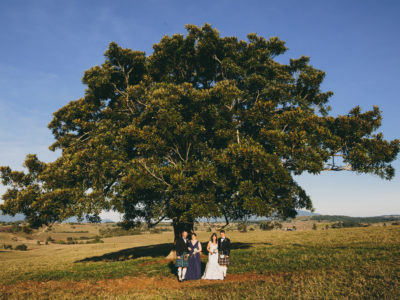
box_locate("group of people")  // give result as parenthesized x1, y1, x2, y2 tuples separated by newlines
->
(175, 229, 231, 282)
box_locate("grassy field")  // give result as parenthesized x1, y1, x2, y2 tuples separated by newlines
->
(0, 221, 399, 299)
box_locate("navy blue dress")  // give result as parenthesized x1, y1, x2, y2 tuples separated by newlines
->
(185, 240, 201, 280)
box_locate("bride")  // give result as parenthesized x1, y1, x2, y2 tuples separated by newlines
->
(201, 233, 224, 280)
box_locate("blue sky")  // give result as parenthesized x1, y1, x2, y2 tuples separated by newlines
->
(0, 0, 399, 220)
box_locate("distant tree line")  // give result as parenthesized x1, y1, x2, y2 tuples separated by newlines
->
(311, 215, 400, 223)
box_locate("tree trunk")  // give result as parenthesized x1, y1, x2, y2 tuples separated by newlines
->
(172, 220, 194, 241)
(166, 220, 194, 260)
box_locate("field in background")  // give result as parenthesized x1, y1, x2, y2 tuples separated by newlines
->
(0, 219, 399, 299)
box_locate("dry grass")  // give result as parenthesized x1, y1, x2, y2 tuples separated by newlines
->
(0, 222, 399, 299)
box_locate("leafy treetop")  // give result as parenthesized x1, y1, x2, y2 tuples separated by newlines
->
(1, 24, 399, 236)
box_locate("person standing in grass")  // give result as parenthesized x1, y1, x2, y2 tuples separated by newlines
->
(217, 229, 231, 279)
(175, 230, 190, 282)
(185, 232, 202, 280)
(201, 233, 224, 280)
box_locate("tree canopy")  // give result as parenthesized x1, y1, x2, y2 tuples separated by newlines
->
(1, 24, 399, 237)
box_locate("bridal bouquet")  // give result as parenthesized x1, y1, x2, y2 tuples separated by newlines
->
(212, 249, 218, 254)
(190, 250, 200, 258)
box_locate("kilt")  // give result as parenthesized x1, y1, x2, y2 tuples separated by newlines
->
(218, 251, 230, 266)
(175, 252, 189, 268)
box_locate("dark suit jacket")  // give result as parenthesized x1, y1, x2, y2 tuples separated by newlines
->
(175, 237, 190, 256)
(217, 237, 231, 255)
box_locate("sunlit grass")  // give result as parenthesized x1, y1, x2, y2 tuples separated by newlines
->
(0, 223, 399, 299)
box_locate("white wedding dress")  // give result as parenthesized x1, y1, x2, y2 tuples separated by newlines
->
(201, 242, 224, 280)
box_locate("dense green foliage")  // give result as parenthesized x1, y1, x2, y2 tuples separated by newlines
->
(0, 24, 399, 234)
(14, 244, 27, 251)
(330, 221, 369, 228)
(259, 221, 283, 230)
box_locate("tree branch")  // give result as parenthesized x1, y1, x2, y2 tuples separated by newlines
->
(172, 145, 185, 162)
(236, 129, 240, 144)
(221, 213, 230, 228)
(281, 124, 288, 133)
(147, 216, 166, 228)
(165, 154, 177, 167)
(213, 54, 227, 80)
(138, 159, 170, 186)
(185, 142, 191, 162)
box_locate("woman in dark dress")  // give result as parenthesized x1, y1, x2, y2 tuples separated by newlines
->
(185, 232, 202, 280)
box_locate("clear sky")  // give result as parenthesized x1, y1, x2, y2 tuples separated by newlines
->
(0, 0, 399, 220)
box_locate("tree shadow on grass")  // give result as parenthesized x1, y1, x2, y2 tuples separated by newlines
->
(75, 243, 174, 262)
(75, 242, 253, 263)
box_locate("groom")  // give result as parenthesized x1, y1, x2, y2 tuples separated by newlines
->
(175, 230, 190, 282)
(217, 229, 231, 279)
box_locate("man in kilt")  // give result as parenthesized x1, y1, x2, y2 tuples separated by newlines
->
(175, 230, 190, 282)
(217, 229, 231, 279)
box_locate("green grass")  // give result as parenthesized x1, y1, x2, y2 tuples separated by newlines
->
(230, 241, 398, 274)
(6, 256, 174, 284)
(0, 224, 399, 299)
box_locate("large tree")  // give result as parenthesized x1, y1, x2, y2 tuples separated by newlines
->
(1, 24, 399, 239)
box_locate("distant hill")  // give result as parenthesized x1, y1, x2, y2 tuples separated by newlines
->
(0, 214, 25, 222)
(63, 216, 115, 223)
(310, 214, 400, 223)
(296, 210, 320, 217)
(2, 211, 399, 224)
(0, 214, 115, 223)
(197, 210, 319, 222)
(0, 210, 317, 223)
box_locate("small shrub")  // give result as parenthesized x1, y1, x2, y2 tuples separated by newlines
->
(312, 223, 317, 230)
(86, 237, 104, 244)
(99, 227, 142, 237)
(10, 223, 22, 233)
(237, 222, 247, 233)
(206, 227, 212, 232)
(3, 244, 12, 250)
(331, 221, 369, 229)
(249, 227, 255, 231)
(46, 236, 55, 243)
(15, 244, 28, 251)
(22, 225, 33, 234)
(59, 231, 89, 233)
(259, 221, 282, 231)
(325, 224, 329, 229)
(37, 241, 41, 245)
(159, 227, 171, 232)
